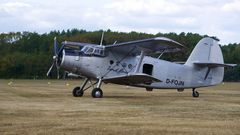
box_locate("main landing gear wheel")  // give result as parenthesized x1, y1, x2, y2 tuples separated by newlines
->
(92, 88, 103, 98)
(72, 87, 84, 97)
(192, 88, 199, 98)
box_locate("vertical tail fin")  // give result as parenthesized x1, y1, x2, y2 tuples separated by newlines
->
(185, 37, 224, 85)
(185, 37, 224, 65)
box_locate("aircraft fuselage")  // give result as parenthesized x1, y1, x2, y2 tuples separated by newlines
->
(60, 49, 223, 89)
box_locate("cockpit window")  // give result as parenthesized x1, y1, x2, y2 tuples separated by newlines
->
(94, 49, 100, 55)
(86, 47, 94, 54)
(81, 46, 105, 57)
(100, 50, 104, 55)
(93, 48, 105, 56)
(81, 47, 88, 52)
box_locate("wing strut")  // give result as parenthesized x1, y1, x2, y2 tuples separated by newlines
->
(158, 50, 165, 59)
(100, 32, 104, 46)
(134, 51, 145, 73)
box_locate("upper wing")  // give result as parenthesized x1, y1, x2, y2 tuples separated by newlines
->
(62, 41, 97, 46)
(103, 73, 162, 85)
(105, 37, 185, 55)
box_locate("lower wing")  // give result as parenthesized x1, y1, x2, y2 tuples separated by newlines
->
(103, 73, 162, 85)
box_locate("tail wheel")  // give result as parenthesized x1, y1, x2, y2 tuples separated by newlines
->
(72, 87, 84, 97)
(192, 89, 199, 98)
(92, 88, 103, 98)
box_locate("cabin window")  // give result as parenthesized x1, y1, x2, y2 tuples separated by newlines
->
(110, 60, 114, 65)
(143, 64, 153, 75)
(94, 49, 100, 55)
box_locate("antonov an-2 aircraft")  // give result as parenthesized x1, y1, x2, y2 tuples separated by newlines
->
(47, 34, 235, 98)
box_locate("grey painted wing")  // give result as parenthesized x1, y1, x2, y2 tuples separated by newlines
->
(105, 37, 185, 55)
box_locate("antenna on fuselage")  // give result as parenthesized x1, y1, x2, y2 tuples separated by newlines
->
(100, 31, 104, 46)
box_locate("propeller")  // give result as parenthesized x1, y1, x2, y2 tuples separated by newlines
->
(46, 37, 61, 79)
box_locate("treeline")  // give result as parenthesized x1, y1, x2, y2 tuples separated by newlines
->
(0, 29, 239, 81)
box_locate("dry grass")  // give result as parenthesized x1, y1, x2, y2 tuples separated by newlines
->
(0, 79, 239, 135)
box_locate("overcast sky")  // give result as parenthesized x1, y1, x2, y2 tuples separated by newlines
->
(0, 0, 240, 44)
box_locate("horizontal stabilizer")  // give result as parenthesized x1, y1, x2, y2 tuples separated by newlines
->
(103, 73, 162, 85)
(194, 61, 237, 68)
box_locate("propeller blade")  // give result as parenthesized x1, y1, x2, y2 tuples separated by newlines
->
(56, 61, 60, 79)
(47, 37, 63, 79)
(54, 37, 58, 56)
(46, 62, 54, 76)
(57, 44, 65, 56)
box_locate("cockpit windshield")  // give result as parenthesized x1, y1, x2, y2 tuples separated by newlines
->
(86, 47, 94, 54)
(81, 46, 105, 57)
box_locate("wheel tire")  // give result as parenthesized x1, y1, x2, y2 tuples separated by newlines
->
(192, 91, 199, 98)
(92, 88, 103, 98)
(72, 87, 84, 97)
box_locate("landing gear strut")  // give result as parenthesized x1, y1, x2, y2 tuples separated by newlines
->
(72, 78, 103, 98)
(192, 88, 199, 98)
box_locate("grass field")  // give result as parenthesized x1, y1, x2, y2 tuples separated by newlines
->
(0, 79, 239, 135)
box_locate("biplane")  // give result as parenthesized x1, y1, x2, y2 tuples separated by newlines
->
(47, 33, 235, 98)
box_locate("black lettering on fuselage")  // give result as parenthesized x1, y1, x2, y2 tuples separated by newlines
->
(166, 78, 184, 86)
(107, 66, 128, 74)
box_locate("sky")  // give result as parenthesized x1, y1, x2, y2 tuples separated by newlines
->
(0, 0, 240, 44)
